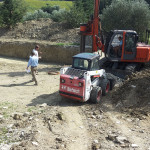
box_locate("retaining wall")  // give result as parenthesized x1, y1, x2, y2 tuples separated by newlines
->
(0, 39, 92, 64)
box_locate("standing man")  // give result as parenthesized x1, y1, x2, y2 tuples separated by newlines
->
(26, 52, 39, 85)
(32, 45, 42, 75)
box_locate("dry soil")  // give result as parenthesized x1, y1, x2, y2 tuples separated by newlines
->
(0, 19, 150, 150)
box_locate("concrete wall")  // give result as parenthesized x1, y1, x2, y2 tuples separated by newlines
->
(0, 40, 92, 64)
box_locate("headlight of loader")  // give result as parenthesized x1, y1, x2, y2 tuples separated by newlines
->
(78, 82, 83, 87)
(60, 78, 65, 83)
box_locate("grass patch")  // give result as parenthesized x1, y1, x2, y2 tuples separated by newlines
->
(25, 0, 73, 13)
(27, 106, 38, 112)
(56, 43, 65, 46)
(0, 102, 16, 119)
(0, 127, 9, 144)
(0, 126, 18, 144)
(56, 42, 80, 46)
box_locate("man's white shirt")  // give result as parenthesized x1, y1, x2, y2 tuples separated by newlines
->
(33, 49, 38, 58)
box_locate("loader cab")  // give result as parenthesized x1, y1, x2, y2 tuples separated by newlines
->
(72, 53, 100, 71)
(105, 30, 138, 61)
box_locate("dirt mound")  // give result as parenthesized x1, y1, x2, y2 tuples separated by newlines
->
(110, 68, 150, 109)
(0, 18, 80, 44)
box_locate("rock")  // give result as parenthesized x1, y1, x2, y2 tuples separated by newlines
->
(32, 141, 38, 146)
(8, 128, 13, 133)
(139, 130, 144, 133)
(14, 122, 24, 128)
(116, 120, 121, 124)
(131, 144, 139, 148)
(0, 144, 11, 150)
(96, 115, 103, 119)
(0, 115, 3, 118)
(39, 103, 47, 107)
(29, 117, 33, 120)
(20, 131, 25, 138)
(56, 145, 60, 149)
(56, 112, 65, 120)
(131, 85, 136, 88)
(93, 110, 100, 116)
(13, 113, 22, 120)
(7, 124, 13, 129)
(19, 141, 27, 147)
(92, 143, 101, 150)
(91, 115, 96, 119)
(107, 134, 117, 141)
(79, 126, 84, 129)
(93, 140, 99, 144)
(115, 136, 128, 144)
(56, 137, 63, 143)
(116, 102, 123, 108)
(60, 144, 66, 148)
(3, 106, 8, 109)
(23, 112, 30, 117)
(0, 118, 4, 123)
(71, 140, 76, 142)
(127, 118, 132, 122)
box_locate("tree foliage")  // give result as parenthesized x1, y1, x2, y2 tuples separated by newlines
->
(62, 4, 85, 28)
(99, 0, 112, 14)
(23, 9, 51, 21)
(63, 0, 94, 28)
(145, 0, 150, 5)
(101, 0, 150, 38)
(41, 4, 60, 14)
(1, 0, 27, 28)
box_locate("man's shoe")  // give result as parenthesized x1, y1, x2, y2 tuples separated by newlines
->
(29, 80, 34, 82)
(34, 83, 38, 86)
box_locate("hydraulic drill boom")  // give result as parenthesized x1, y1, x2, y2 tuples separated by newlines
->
(80, 0, 104, 52)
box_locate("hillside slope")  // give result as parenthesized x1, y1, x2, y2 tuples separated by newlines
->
(0, 19, 80, 44)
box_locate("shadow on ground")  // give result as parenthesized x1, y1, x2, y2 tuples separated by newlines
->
(0, 67, 61, 77)
(27, 91, 93, 107)
(0, 80, 36, 87)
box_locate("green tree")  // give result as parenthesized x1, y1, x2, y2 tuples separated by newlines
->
(0, 5, 3, 26)
(1, 0, 27, 28)
(99, 0, 112, 14)
(82, 0, 94, 18)
(63, 0, 94, 28)
(41, 4, 60, 14)
(145, 0, 150, 5)
(62, 4, 85, 28)
(101, 0, 150, 39)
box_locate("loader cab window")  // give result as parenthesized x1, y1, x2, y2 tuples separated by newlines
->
(73, 58, 89, 70)
(124, 34, 136, 52)
(110, 33, 123, 57)
(90, 58, 99, 71)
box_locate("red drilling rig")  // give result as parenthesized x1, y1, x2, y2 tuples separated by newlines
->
(79, 0, 150, 77)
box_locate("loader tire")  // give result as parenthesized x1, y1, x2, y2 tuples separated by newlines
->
(106, 73, 117, 90)
(99, 78, 110, 96)
(90, 86, 102, 103)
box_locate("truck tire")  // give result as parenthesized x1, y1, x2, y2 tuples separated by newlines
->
(99, 78, 110, 96)
(90, 86, 102, 103)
